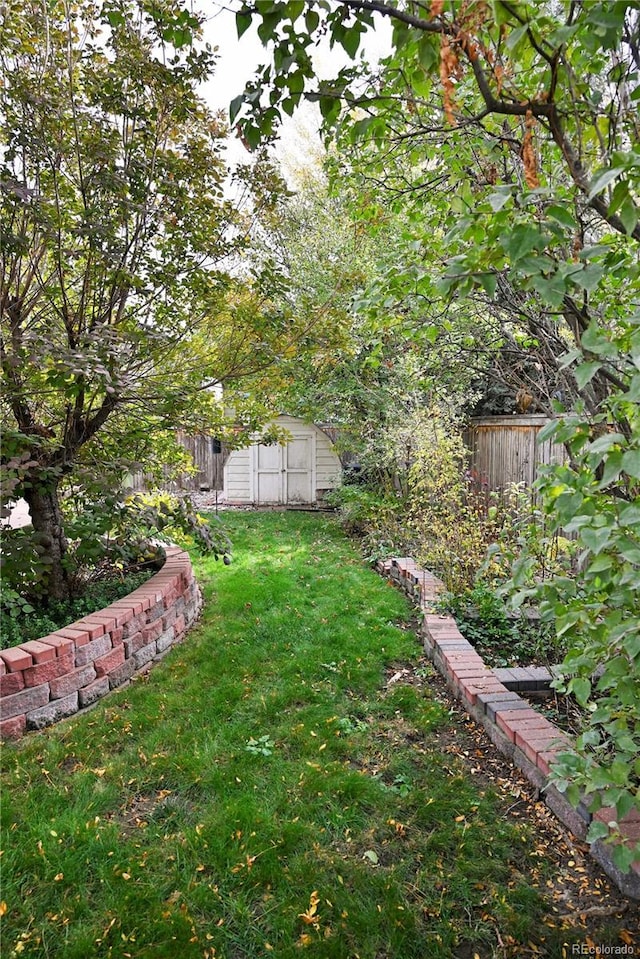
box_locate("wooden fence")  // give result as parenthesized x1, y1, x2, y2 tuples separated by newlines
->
(463, 415, 566, 491)
(128, 431, 227, 493)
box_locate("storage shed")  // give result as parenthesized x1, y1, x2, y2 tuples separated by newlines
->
(223, 415, 342, 506)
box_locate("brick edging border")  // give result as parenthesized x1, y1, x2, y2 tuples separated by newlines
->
(378, 556, 640, 901)
(0, 548, 202, 740)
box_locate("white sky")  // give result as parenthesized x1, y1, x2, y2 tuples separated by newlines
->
(200, 2, 391, 183)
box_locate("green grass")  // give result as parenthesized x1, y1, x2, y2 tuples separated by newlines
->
(0, 512, 624, 957)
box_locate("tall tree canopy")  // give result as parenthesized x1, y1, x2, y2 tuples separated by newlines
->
(0, 0, 297, 599)
(231, 0, 640, 868)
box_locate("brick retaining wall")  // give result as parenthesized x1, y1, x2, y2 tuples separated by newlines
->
(0, 547, 201, 740)
(379, 556, 640, 901)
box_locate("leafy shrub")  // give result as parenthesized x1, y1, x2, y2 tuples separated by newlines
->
(1, 570, 152, 649)
(437, 584, 561, 668)
(1, 490, 230, 650)
(325, 483, 414, 563)
(408, 425, 500, 593)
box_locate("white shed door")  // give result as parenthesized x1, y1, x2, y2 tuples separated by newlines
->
(285, 434, 314, 504)
(254, 443, 283, 504)
(252, 429, 316, 504)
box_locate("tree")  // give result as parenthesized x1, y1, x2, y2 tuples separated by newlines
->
(231, 1, 640, 867)
(0, 0, 294, 600)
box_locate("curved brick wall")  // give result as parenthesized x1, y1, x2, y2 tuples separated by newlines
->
(0, 547, 201, 740)
(379, 556, 640, 901)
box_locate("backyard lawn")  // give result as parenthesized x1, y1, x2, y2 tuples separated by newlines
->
(1, 511, 636, 958)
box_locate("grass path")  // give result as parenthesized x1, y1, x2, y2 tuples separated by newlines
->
(0, 512, 634, 958)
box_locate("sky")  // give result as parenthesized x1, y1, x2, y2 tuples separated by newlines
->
(200, 2, 391, 183)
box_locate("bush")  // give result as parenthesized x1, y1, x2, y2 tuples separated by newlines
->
(408, 424, 499, 593)
(1, 570, 152, 650)
(326, 483, 414, 563)
(437, 584, 561, 668)
(1, 490, 231, 649)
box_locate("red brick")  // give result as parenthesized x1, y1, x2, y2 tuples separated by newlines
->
(441, 652, 484, 663)
(593, 806, 640, 826)
(0, 647, 33, 672)
(0, 672, 25, 696)
(163, 588, 179, 609)
(125, 592, 152, 612)
(102, 604, 135, 625)
(71, 619, 105, 640)
(515, 728, 565, 764)
(146, 601, 164, 623)
(449, 667, 493, 681)
(20, 640, 57, 664)
(74, 634, 111, 667)
(94, 646, 125, 678)
(49, 664, 96, 700)
(38, 634, 75, 657)
(0, 684, 50, 720)
(461, 679, 509, 706)
(57, 627, 90, 647)
(496, 709, 552, 742)
(124, 631, 145, 657)
(173, 614, 185, 637)
(109, 599, 144, 618)
(78, 677, 110, 708)
(0, 659, 6, 675)
(23, 652, 75, 688)
(163, 607, 177, 630)
(537, 750, 563, 776)
(86, 613, 118, 632)
(0, 714, 27, 739)
(619, 821, 640, 842)
(142, 620, 163, 644)
(110, 627, 124, 646)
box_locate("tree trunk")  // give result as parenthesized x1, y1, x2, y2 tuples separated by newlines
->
(23, 481, 73, 602)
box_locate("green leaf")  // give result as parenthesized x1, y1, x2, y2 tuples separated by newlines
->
(339, 26, 362, 59)
(229, 94, 245, 125)
(587, 554, 612, 573)
(574, 361, 602, 389)
(569, 676, 591, 706)
(598, 450, 624, 487)
(503, 224, 543, 262)
(612, 843, 638, 873)
(622, 448, 640, 478)
(236, 11, 252, 38)
(581, 526, 611, 554)
(586, 819, 610, 842)
(479, 272, 497, 298)
(588, 432, 625, 454)
(545, 204, 577, 228)
(504, 23, 528, 50)
(588, 166, 623, 199)
(618, 193, 639, 235)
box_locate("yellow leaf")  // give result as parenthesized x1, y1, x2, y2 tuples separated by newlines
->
(54, 873, 64, 881)
(0, 901, 7, 917)
(121, 873, 131, 881)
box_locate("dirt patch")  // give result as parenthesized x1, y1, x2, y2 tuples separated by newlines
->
(113, 790, 195, 839)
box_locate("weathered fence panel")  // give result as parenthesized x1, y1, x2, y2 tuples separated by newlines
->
(463, 415, 566, 490)
(128, 431, 226, 492)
